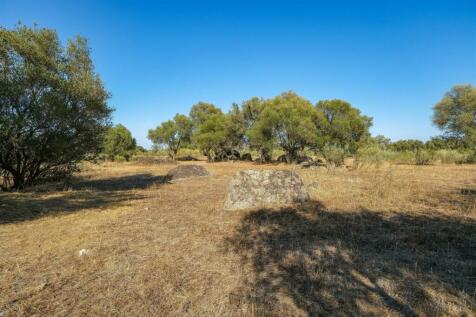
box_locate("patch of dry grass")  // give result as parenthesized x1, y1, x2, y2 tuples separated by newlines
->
(0, 161, 475, 316)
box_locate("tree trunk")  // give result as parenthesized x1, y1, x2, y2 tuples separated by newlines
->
(12, 173, 25, 190)
(205, 149, 213, 162)
(285, 148, 298, 164)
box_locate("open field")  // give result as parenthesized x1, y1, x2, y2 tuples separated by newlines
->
(0, 161, 475, 316)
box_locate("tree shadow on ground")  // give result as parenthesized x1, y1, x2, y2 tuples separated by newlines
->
(224, 202, 476, 316)
(0, 173, 169, 224)
(460, 188, 476, 197)
(73, 173, 170, 191)
(444, 188, 476, 214)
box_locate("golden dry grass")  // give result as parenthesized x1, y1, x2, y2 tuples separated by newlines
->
(0, 161, 475, 316)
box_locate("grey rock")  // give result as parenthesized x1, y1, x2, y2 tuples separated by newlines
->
(300, 161, 312, 168)
(224, 169, 309, 211)
(167, 165, 209, 181)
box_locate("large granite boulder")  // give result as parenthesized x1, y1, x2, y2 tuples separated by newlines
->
(167, 165, 209, 181)
(224, 169, 309, 211)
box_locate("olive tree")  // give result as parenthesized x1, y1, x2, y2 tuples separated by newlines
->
(242, 97, 265, 129)
(189, 102, 245, 161)
(189, 102, 223, 127)
(433, 85, 476, 149)
(192, 113, 227, 161)
(104, 124, 136, 161)
(390, 139, 424, 152)
(315, 99, 372, 153)
(225, 103, 246, 150)
(0, 25, 112, 189)
(249, 92, 319, 163)
(148, 114, 193, 160)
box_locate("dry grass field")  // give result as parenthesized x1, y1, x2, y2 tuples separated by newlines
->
(0, 161, 475, 316)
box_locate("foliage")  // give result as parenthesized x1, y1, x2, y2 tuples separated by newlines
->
(242, 97, 265, 129)
(390, 139, 424, 152)
(415, 149, 434, 165)
(316, 99, 373, 153)
(104, 124, 136, 161)
(192, 112, 227, 161)
(225, 103, 246, 149)
(135, 145, 148, 154)
(241, 97, 271, 161)
(148, 114, 193, 160)
(425, 136, 465, 151)
(248, 92, 319, 163)
(0, 25, 112, 189)
(433, 84, 476, 149)
(433, 149, 473, 164)
(371, 135, 392, 150)
(189, 102, 223, 127)
(355, 144, 389, 166)
(321, 144, 346, 169)
(144, 86, 476, 166)
(247, 117, 274, 162)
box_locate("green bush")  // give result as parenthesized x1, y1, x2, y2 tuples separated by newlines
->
(387, 151, 416, 165)
(415, 149, 434, 165)
(321, 144, 346, 169)
(114, 155, 126, 162)
(356, 144, 387, 165)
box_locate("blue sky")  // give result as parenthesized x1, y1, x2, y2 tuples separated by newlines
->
(2, 0, 475, 147)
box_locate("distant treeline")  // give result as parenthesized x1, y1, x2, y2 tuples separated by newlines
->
(147, 93, 372, 163)
(138, 86, 474, 164)
(1, 24, 475, 189)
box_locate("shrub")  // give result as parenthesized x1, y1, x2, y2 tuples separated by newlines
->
(415, 149, 434, 165)
(355, 144, 387, 166)
(321, 144, 346, 169)
(433, 149, 474, 164)
(114, 155, 127, 162)
(104, 124, 136, 161)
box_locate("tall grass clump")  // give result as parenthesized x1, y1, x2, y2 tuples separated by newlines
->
(355, 144, 390, 167)
(321, 144, 346, 169)
(433, 149, 473, 164)
(415, 149, 434, 165)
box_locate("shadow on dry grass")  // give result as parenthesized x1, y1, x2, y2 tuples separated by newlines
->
(224, 202, 476, 316)
(73, 173, 170, 191)
(0, 173, 169, 224)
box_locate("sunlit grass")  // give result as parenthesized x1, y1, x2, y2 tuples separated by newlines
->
(0, 161, 474, 315)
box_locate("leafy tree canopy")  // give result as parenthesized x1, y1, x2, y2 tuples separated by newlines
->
(433, 84, 476, 149)
(0, 25, 112, 189)
(148, 114, 193, 160)
(316, 99, 372, 153)
(192, 112, 227, 161)
(104, 124, 136, 161)
(242, 97, 265, 129)
(371, 135, 392, 150)
(249, 92, 319, 162)
(425, 136, 466, 151)
(225, 103, 246, 149)
(189, 102, 223, 127)
(390, 139, 424, 152)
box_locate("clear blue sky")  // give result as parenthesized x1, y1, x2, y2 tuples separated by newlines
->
(2, 0, 476, 147)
